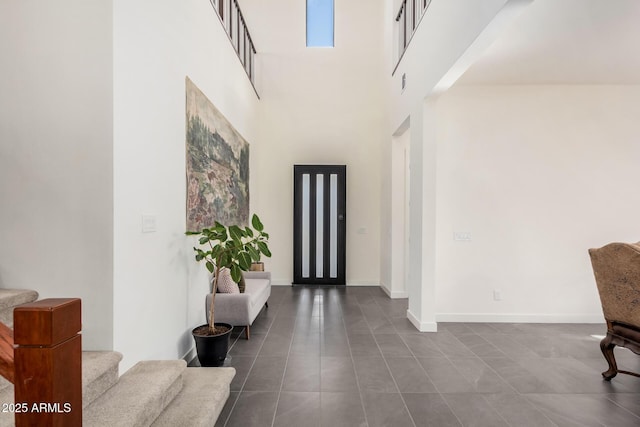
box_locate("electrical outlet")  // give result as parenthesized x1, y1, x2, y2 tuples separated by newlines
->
(493, 289, 502, 301)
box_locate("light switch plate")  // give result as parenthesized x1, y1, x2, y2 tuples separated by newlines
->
(142, 215, 157, 233)
(453, 231, 472, 241)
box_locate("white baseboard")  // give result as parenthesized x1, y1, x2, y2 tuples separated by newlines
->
(435, 313, 605, 324)
(379, 284, 408, 299)
(407, 309, 438, 332)
(346, 282, 380, 287)
(272, 280, 292, 286)
(181, 346, 196, 364)
(273, 280, 381, 287)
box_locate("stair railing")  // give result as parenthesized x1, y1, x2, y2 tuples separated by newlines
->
(0, 298, 82, 426)
(393, 0, 433, 75)
(210, 0, 259, 96)
(0, 323, 14, 383)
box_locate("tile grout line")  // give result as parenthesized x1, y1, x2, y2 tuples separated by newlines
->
(436, 329, 519, 427)
(362, 291, 418, 427)
(459, 327, 564, 427)
(445, 330, 521, 426)
(219, 288, 629, 427)
(317, 288, 323, 427)
(222, 298, 280, 427)
(434, 326, 559, 427)
(373, 297, 464, 427)
(345, 288, 379, 427)
(602, 395, 640, 421)
(319, 288, 335, 426)
(268, 291, 303, 427)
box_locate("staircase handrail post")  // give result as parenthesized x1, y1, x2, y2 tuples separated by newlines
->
(13, 298, 82, 426)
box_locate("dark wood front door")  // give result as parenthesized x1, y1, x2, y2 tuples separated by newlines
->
(293, 165, 346, 285)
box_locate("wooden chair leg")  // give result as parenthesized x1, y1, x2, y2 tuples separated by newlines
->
(245, 325, 250, 340)
(600, 333, 618, 380)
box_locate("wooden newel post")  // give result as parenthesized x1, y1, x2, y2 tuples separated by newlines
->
(13, 298, 82, 427)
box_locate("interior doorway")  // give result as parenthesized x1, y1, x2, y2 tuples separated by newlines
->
(390, 127, 410, 297)
(293, 165, 346, 285)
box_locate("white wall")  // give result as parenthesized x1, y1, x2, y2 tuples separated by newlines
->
(113, 0, 259, 370)
(380, 127, 410, 298)
(382, 0, 534, 329)
(389, 0, 529, 129)
(0, 0, 114, 349)
(434, 85, 640, 322)
(241, 0, 387, 286)
(379, 0, 397, 296)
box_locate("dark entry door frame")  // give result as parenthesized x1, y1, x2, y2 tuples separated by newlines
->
(293, 165, 346, 285)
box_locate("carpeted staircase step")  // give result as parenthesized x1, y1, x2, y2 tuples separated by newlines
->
(0, 289, 38, 328)
(0, 351, 123, 427)
(152, 367, 236, 427)
(84, 360, 186, 427)
(82, 351, 123, 408)
(0, 380, 12, 427)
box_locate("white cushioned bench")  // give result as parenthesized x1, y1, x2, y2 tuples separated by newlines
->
(205, 271, 270, 339)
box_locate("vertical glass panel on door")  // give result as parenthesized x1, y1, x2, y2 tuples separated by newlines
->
(316, 174, 324, 278)
(330, 174, 338, 278)
(302, 174, 310, 278)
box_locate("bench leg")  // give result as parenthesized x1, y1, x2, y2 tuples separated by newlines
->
(245, 325, 250, 340)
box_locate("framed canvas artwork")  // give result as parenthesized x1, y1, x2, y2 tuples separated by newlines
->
(185, 77, 249, 230)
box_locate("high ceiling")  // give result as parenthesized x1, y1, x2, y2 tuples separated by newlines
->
(456, 0, 640, 85)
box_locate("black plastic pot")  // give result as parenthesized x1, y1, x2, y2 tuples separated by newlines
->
(192, 323, 233, 367)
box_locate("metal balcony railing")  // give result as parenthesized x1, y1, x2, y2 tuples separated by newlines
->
(210, 0, 258, 93)
(394, 0, 432, 75)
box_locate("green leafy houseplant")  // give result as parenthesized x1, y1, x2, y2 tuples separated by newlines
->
(186, 214, 271, 335)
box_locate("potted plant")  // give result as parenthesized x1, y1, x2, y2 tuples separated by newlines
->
(186, 214, 271, 366)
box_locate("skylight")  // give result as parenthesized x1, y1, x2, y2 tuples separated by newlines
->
(306, 0, 334, 47)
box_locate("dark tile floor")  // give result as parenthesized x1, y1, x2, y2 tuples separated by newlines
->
(200, 286, 640, 427)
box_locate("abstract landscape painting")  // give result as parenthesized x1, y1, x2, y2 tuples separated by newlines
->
(185, 77, 249, 231)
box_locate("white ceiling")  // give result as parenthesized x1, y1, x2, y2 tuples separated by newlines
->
(456, 0, 640, 85)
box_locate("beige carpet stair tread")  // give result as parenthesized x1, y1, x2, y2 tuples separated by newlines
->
(0, 376, 10, 392)
(0, 289, 38, 311)
(152, 367, 236, 427)
(0, 386, 13, 427)
(0, 350, 123, 427)
(84, 360, 186, 427)
(0, 351, 122, 400)
(0, 289, 38, 328)
(82, 351, 123, 408)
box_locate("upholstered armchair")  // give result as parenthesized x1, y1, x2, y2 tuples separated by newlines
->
(589, 242, 640, 380)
